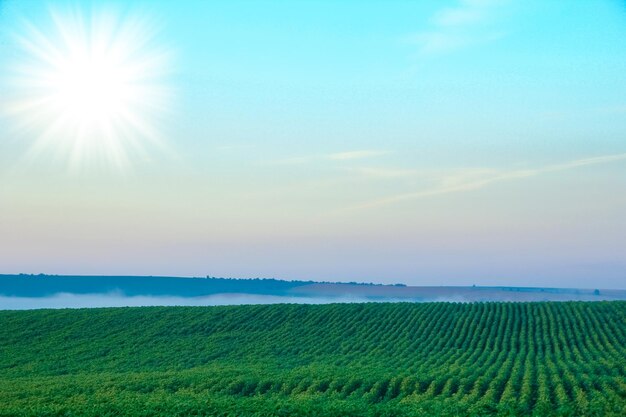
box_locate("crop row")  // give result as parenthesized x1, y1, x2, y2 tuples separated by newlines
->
(0, 302, 624, 416)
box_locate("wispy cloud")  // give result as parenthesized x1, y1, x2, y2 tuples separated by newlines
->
(349, 152, 626, 210)
(216, 144, 255, 151)
(347, 167, 420, 179)
(328, 150, 390, 161)
(272, 150, 390, 165)
(409, 0, 507, 54)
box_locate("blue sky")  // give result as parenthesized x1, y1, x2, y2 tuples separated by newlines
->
(0, 0, 625, 288)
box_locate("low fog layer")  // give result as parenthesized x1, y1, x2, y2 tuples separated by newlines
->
(0, 293, 399, 310)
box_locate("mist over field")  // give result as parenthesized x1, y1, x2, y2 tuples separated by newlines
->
(0, 293, 382, 310)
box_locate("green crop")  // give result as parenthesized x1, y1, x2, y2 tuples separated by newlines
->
(0, 302, 624, 416)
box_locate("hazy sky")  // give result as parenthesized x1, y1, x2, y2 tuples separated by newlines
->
(1, 1, 625, 288)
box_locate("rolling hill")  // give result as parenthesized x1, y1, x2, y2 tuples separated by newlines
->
(1, 274, 625, 309)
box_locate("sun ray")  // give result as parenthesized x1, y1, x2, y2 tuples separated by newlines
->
(3, 5, 172, 171)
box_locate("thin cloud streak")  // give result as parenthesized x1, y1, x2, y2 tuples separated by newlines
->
(271, 150, 390, 165)
(348, 167, 420, 179)
(328, 150, 390, 161)
(349, 152, 626, 210)
(409, 0, 507, 54)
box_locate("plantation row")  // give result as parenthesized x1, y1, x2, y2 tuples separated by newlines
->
(0, 302, 624, 416)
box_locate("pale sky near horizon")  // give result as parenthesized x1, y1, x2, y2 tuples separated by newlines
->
(0, 0, 625, 288)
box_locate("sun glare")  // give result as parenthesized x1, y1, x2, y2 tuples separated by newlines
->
(5, 7, 171, 169)
(53, 53, 126, 125)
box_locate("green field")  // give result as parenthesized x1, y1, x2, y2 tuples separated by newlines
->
(1, 302, 625, 416)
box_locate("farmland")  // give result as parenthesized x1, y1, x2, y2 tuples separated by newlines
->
(0, 302, 625, 416)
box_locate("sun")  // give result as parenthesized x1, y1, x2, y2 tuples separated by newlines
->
(4, 7, 171, 169)
(51, 47, 129, 125)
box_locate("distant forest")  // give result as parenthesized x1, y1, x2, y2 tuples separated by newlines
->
(0, 274, 405, 298)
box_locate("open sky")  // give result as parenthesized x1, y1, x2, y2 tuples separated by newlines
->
(1, 0, 625, 288)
